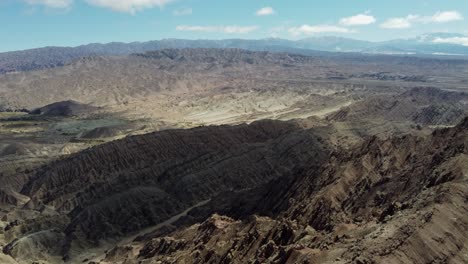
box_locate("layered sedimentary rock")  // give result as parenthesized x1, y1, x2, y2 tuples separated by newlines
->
(1, 113, 467, 263)
(2, 120, 328, 262)
(97, 117, 468, 264)
(328, 87, 468, 126)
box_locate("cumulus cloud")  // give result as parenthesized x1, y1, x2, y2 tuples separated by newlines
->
(23, 0, 72, 8)
(339, 13, 376, 26)
(173, 7, 192, 16)
(430, 11, 463, 23)
(256, 7, 275, 16)
(433, 37, 468, 46)
(176, 25, 258, 34)
(85, 0, 173, 14)
(380, 15, 417, 29)
(381, 10, 464, 29)
(288, 25, 352, 36)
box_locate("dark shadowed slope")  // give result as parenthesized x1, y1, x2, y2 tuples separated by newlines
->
(96, 117, 468, 264)
(328, 87, 468, 126)
(0, 119, 328, 263)
(1, 117, 466, 263)
(29, 100, 99, 117)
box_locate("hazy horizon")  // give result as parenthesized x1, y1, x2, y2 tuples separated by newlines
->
(1, 0, 468, 52)
(2, 32, 468, 54)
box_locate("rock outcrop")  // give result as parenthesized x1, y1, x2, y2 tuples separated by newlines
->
(4, 120, 328, 262)
(98, 117, 468, 264)
(328, 87, 468, 126)
(1, 114, 467, 263)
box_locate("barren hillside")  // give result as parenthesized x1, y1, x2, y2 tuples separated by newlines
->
(0, 49, 467, 264)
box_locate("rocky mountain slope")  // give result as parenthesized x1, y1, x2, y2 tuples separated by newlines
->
(95, 117, 468, 264)
(328, 87, 468, 126)
(0, 115, 466, 263)
(0, 120, 329, 263)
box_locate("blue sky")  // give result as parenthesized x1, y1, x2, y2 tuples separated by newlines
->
(1, 0, 467, 52)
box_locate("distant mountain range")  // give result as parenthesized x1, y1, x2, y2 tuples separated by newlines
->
(1, 33, 467, 74)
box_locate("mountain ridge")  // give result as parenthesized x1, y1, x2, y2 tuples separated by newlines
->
(1, 33, 468, 74)
(4, 113, 462, 264)
(94, 115, 468, 264)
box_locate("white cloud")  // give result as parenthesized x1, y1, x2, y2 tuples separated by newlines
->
(23, 0, 72, 8)
(85, 0, 173, 14)
(433, 37, 468, 46)
(339, 13, 376, 26)
(381, 11, 464, 29)
(173, 7, 192, 16)
(288, 25, 352, 36)
(430, 11, 463, 23)
(380, 15, 417, 29)
(256, 7, 275, 16)
(176, 25, 259, 34)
